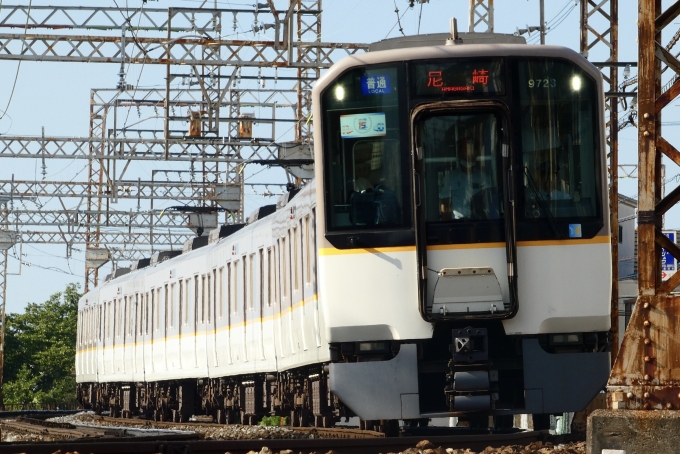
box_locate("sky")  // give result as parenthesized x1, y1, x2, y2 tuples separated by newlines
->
(0, 0, 655, 314)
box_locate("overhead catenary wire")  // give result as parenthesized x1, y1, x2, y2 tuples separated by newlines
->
(526, 0, 577, 44)
(0, 0, 32, 122)
(385, 1, 409, 39)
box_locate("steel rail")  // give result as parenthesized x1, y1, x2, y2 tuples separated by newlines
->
(0, 430, 541, 454)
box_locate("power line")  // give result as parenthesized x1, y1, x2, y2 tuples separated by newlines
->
(0, 0, 32, 122)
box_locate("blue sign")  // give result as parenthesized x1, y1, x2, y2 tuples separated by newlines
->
(568, 224, 582, 238)
(662, 231, 676, 272)
(361, 74, 391, 95)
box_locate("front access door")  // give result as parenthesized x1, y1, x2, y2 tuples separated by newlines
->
(412, 102, 518, 321)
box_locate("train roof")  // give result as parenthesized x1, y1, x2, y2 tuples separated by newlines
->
(78, 183, 314, 309)
(313, 43, 601, 97)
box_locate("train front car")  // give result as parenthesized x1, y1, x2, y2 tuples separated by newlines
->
(313, 42, 611, 426)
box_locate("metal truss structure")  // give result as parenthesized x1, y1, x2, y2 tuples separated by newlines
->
(0, 2, 368, 294)
(468, 0, 493, 33)
(579, 0, 620, 360)
(608, 0, 680, 412)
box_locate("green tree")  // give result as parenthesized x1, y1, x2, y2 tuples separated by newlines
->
(3, 283, 81, 406)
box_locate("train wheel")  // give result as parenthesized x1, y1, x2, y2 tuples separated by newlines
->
(299, 408, 310, 427)
(377, 420, 399, 437)
(360, 419, 376, 431)
(493, 415, 514, 430)
(532, 413, 550, 431)
(291, 409, 300, 427)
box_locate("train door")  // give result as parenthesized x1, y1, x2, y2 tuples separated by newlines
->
(411, 103, 517, 320)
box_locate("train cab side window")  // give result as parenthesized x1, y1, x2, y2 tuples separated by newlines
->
(321, 65, 410, 231)
(516, 59, 600, 225)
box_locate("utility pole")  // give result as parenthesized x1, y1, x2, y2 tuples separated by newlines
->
(539, 0, 545, 44)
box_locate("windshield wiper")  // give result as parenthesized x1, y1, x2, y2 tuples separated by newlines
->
(523, 166, 562, 239)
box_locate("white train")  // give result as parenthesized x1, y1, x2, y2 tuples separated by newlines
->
(77, 34, 612, 431)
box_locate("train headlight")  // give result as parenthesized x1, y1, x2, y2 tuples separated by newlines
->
(335, 85, 345, 101)
(571, 76, 582, 91)
(357, 341, 388, 353)
(549, 333, 582, 345)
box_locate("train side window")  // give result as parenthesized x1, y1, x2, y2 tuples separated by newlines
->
(258, 249, 264, 311)
(219, 267, 224, 320)
(212, 268, 217, 323)
(146, 292, 151, 335)
(201, 273, 212, 323)
(311, 209, 317, 282)
(194, 275, 199, 326)
(232, 261, 239, 315)
(282, 236, 288, 299)
(164, 284, 169, 332)
(227, 262, 233, 315)
(153, 289, 158, 332)
(305, 216, 311, 285)
(293, 226, 299, 292)
(249, 253, 255, 310)
(178, 282, 183, 331)
(123, 297, 128, 338)
(243, 255, 249, 313)
(170, 283, 175, 329)
(184, 278, 190, 326)
(267, 248, 273, 307)
(107, 301, 112, 340)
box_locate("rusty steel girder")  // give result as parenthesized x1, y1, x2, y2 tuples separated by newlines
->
(609, 295, 680, 409)
(607, 0, 680, 410)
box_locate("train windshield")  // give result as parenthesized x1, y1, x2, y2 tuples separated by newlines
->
(417, 112, 503, 222)
(321, 65, 410, 231)
(517, 59, 600, 224)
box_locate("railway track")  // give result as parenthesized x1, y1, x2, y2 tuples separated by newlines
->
(0, 413, 543, 453)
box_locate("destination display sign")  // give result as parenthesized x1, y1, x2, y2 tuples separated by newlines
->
(412, 59, 504, 97)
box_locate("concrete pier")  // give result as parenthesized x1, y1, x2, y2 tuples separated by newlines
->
(587, 409, 680, 454)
